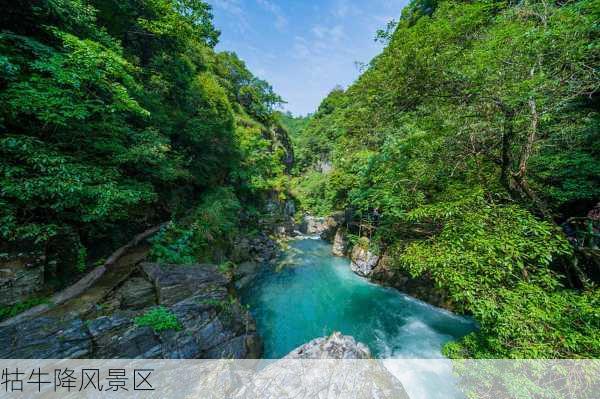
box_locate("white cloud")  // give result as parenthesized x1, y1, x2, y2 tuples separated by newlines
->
(332, 0, 361, 19)
(292, 36, 312, 60)
(255, 0, 288, 31)
(210, 0, 410, 115)
(210, 0, 251, 33)
(312, 24, 345, 43)
(211, 0, 243, 17)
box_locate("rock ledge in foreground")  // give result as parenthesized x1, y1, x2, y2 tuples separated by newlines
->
(232, 333, 409, 399)
(285, 332, 371, 359)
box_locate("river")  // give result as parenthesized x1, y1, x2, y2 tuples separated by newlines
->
(240, 238, 477, 398)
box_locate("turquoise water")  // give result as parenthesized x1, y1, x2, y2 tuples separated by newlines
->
(240, 238, 476, 359)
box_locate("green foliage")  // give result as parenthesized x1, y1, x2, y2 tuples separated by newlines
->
(290, 171, 335, 216)
(445, 284, 600, 359)
(149, 187, 241, 264)
(230, 116, 288, 197)
(0, 297, 50, 322)
(394, 190, 598, 357)
(148, 223, 196, 265)
(134, 306, 182, 332)
(218, 261, 235, 274)
(1, 0, 289, 282)
(289, 87, 347, 173)
(76, 244, 87, 272)
(290, 0, 600, 358)
(214, 51, 284, 122)
(277, 111, 311, 137)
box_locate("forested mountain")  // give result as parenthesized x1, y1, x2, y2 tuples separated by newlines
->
(291, 0, 600, 358)
(0, 1, 291, 283)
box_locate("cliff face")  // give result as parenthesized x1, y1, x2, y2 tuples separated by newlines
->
(271, 124, 295, 173)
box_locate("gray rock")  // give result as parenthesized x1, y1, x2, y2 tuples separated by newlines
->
(0, 252, 45, 307)
(321, 212, 346, 241)
(232, 234, 281, 263)
(232, 333, 409, 398)
(275, 225, 287, 236)
(117, 277, 156, 310)
(299, 213, 345, 241)
(332, 228, 348, 257)
(88, 314, 162, 358)
(234, 262, 260, 277)
(0, 262, 261, 359)
(317, 160, 333, 174)
(86, 292, 257, 359)
(233, 261, 260, 290)
(204, 335, 250, 359)
(0, 316, 91, 358)
(285, 332, 371, 359)
(299, 216, 327, 235)
(283, 200, 296, 218)
(160, 299, 228, 358)
(142, 263, 230, 306)
(231, 237, 252, 263)
(350, 242, 380, 277)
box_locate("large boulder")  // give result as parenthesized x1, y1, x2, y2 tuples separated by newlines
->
(142, 263, 230, 306)
(116, 277, 156, 310)
(299, 212, 345, 241)
(87, 293, 261, 359)
(285, 332, 371, 359)
(231, 233, 281, 264)
(233, 261, 261, 290)
(230, 333, 409, 399)
(299, 216, 327, 235)
(332, 228, 348, 257)
(350, 241, 380, 277)
(283, 199, 296, 219)
(87, 313, 162, 358)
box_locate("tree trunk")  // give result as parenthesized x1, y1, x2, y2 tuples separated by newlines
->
(511, 99, 551, 219)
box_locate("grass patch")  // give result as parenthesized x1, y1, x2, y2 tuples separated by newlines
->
(134, 306, 182, 332)
(0, 297, 49, 322)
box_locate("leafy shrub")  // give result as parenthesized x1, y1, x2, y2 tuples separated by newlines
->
(395, 190, 598, 358)
(0, 297, 49, 322)
(231, 117, 288, 197)
(148, 223, 197, 265)
(134, 307, 182, 332)
(149, 187, 241, 264)
(445, 284, 600, 358)
(290, 171, 335, 216)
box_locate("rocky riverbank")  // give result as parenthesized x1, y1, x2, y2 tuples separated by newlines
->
(0, 262, 262, 359)
(0, 208, 452, 359)
(305, 212, 456, 311)
(0, 194, 297, 359)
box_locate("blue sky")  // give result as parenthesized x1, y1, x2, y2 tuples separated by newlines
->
(207, 0, 409, 116)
